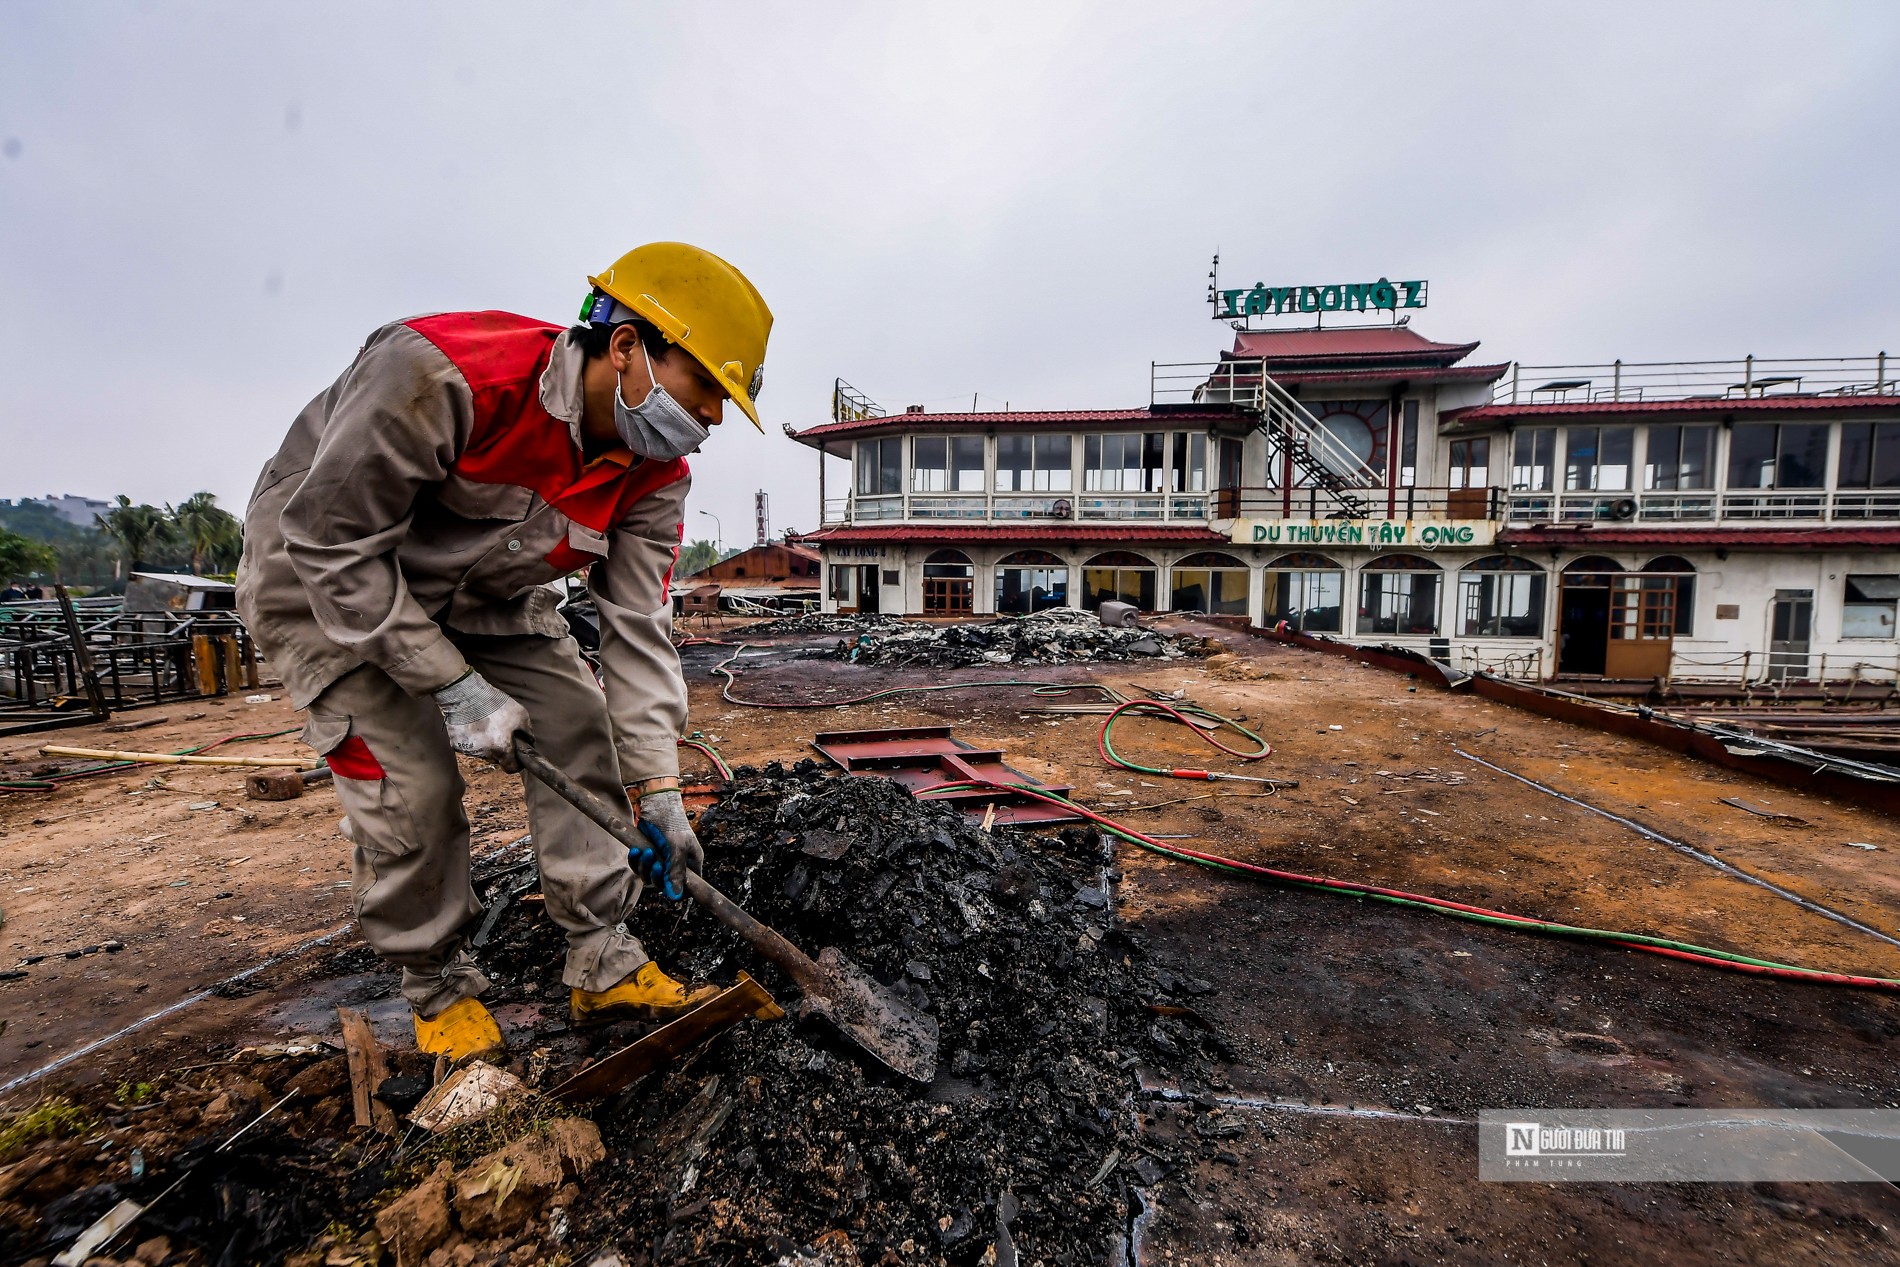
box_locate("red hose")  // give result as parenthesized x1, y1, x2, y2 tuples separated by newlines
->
(1619, 943, 1900, 990)
(930, 777, 1900, 994)
(1095, 698, 1271, 772)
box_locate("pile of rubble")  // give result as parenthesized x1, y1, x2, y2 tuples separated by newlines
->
(554, 765, 1229, 1263)
(1, 769, 1229, 1267)
(826, 609, 1207, 668)
(730, 612, 902, 638)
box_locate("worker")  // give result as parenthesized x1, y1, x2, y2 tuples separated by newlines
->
(236, 243, 771, 1062)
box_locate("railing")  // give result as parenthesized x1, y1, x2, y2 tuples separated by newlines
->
(818, 492, 1208, 526)
(991, 495, 1075, 520)
(1656, 649, 1900, 688)
(1505, 490, 1899, 524)
(1079, 495, 1165, 520)
(909, 496, 988, 520)
(823, 483, 1895, 528)
(1213, 486, 1504, 520)
(1833, 491, 1900, 520)
(1635, 494, 1718, 522)
(1495, 354, 1895, 405)
(1720, 492, 1827, 521)
(1453, 643, 1545, 680)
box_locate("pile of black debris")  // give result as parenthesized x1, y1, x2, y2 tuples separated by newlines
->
(0, 770, 1228, 1267)
(824, 609, 1206, 668)
(731, 612, 904, 638)
(491, 764, 1231, 1264)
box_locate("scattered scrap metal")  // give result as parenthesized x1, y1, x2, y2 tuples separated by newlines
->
(811, 724, 1086, 826)
(0, 587, 261, 737)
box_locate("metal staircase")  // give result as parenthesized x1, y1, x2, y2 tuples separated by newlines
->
(1156, 357, 1386, 518)
(1232, 365, 1381, 518)
(1254, 373, 1379, 517)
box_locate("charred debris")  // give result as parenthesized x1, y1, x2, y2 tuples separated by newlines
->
(740, 610, 1208, 669)
(2, 766, 1231, 1267)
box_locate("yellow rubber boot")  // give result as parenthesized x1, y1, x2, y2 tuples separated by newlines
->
(413, 997, 506, 1064)
(571, 961, 719, 1025)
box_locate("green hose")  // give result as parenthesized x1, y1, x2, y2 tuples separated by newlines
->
(1098, 697, 1271, 776)
(917, 779, 1900, 989)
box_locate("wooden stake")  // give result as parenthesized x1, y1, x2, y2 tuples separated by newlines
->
(191, 635, 220, 697)
(337, 1007, 398, 1135)
(220, 636, 242, 696)
(55, 584, 109, 721)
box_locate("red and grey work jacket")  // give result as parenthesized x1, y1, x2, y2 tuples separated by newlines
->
(237, 311, 690, 783)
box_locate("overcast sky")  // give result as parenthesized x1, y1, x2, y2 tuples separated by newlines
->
(3, 2, 1897, 543)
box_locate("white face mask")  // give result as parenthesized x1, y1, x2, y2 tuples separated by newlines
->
(614, 338, 711, 460)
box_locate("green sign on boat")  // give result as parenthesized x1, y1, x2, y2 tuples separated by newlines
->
(1217, 278, 1427, 319)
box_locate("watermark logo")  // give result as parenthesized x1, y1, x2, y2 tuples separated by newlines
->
(1481, 1110, 1900, 1182)
(1501, 1122, 1627, 1168)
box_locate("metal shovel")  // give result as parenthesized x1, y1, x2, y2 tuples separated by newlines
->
(513, 740, 940, 1083)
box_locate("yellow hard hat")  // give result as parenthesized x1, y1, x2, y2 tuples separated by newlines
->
(588, 242, 773, 432)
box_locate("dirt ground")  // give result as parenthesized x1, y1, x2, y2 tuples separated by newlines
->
(5, 618, 1900, 1264)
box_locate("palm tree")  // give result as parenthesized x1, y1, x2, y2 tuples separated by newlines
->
(170, 492, 242, 576)
(679, 538, 720, 575)
(97, 495, 175, 578)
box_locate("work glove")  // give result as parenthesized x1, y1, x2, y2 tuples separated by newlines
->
(432, 669, 531, 772)
(634, 789, 703, 901)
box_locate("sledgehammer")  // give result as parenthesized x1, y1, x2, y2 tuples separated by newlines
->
(512, 739, 940, 1083)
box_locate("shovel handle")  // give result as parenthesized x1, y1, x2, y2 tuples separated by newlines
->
(513, 739, 828, 995)
(679, 872, 828, 995)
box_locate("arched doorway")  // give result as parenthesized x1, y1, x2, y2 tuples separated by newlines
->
(1083, 551, 1158, 611)
(1170, 551, 1249, 615)
(995, 550, 1069, 615)
(1603, 555, 1697, 679)
(1262, 552, 1344, 633)
(1457, 555, 1547, 638)
(1558, 556, 1623, 675)
(1357, 553, 1442, 636)
(922, 549, 974, 616)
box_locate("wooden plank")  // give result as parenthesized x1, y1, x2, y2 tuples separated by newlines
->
(54, 583, 110, 722)
(551, 972, 782, 1105)
(337, 1006, 398, 1135)
(191, 635, 220, 697)
(220, 636, 242, 696)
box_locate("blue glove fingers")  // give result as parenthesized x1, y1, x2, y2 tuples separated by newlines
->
(634, 819, 682, 901)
